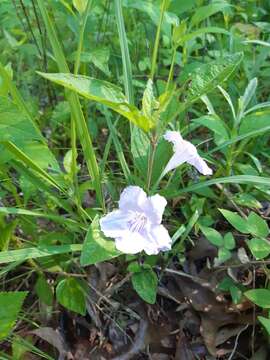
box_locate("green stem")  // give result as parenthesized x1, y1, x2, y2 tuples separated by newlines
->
(150, 0, 167, 80)
(114, 0, 134, 105)
(37, 0, 105, 211)
(74, 0, 92, 75)
(166, 47, 177, 92)
(146, 138, 157, 192)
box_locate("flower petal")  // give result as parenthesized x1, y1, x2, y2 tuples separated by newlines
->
(144, 194, 167, 225)
(163, 131, 213, 176)
(162, 151, 191, 176)
(100, 210, 130, 238)
(143, 225, 172, 255)
(119, 186, 147, 212)
(163, 130, 183, 151)
(188, 154, 213, 175)
(114, 232, 146, 254)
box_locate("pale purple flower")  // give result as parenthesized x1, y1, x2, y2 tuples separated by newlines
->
(163, 130, 213, 176)
(100, 186, 172, 255)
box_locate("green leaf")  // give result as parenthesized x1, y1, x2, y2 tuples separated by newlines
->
(0, 220, 17, 251)
(190, 2, 230, 27)
(247, 238, 270, 260)
(0, 97, 58, 170)
(142, 79, 159, 120)
(0, 291, 28, 340)
(73, 0, 88, 13)
(192, 115, 229, 145)
(161, 176, 270, 198)
(258, 316, 270, 336)
(186, 53, 243, 106)
(219, 209, 248, 233)
(224, 232, 235, 250)
(35, 275, 54, 306)
(217, 247, 232, 263)
(0, 244, 83, 264)
(131, 268, 158, 304)
(238, 78, 257, 117)
(38, 72, 152, 132)
(79, 48, 111, 76)
(245, 289, 270, 308)
(56, 278, 86, 315)
(131, 129, 171, 183)
(200, 226, 223, 247)
(233, 193, 262, 210)
(247, 212, 269, 237)
(80, 216, 121, 266)
(230, 285, 242, 305)
(177, 26, 229, 46)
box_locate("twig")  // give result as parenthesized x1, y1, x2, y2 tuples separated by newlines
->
(216, 184, 247, 218)
(19, 0, 42, 57)
(228, 324, 249, 360)
(156, 267, 212, 289)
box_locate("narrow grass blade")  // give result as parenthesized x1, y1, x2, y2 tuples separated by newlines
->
(3, 141, 63, 192)
(114, 0, 134, 104)
(0, 244, 83, 264)
(37, 0, 104, 209)
(162, 175, 270, 198)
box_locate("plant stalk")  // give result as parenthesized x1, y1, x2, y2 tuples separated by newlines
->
(150, 0, 167, 80)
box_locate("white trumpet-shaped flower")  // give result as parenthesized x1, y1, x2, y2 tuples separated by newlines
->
(163, 130, 213, 176)
(100, 186, 172, 255)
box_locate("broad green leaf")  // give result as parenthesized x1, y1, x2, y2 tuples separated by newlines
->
(238, 78, 257, 117)
(244, 101, 270, 116)
(73, 0, 88, 13)
(123, 0, 177, 36)
(186, 53, 243, 106)
(176, 26, 229, 46)
(38, 72, 153, 132)
(247, 212, 269, 237)
(239, 112, 270, 136)
(131, 268, 158, 304)
(80, 216, 121, 266)
(219, 209, 248, 233)
(0, 291, 28, 340)
(245, 289, 270, 308)
(75, 48, 111, 76)
(192, 115, 229, 145)
(230, 285, 242, 305)
(35, 275, 54, 306)
(200, 226, 223, 247)
(131, 128, 171, 184)
(217, 247, 231, 263)
(190, 2, 230, 27)
(0, 244, 83, 264)
(0, 96, 40, 142)
(247, 238, 270, 260)
(0, 221, 17, 251)
(233, 193, 262, 210)
(3, 142, 62, 192)
(0, 96, 59, 171)
(258, 316, 270, 336)
(142, 79, 159, 120)
(224, 232, 235, 250)
(56, 278, 86, 315)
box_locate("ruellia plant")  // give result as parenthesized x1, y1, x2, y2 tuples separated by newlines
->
(1, 0, 270, 357)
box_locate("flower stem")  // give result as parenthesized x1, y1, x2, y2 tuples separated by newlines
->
(150, 0, 167, 80)
(74, 0, 93, 75)
(147, 138, 157, 192)
(166, 47, 177, 92)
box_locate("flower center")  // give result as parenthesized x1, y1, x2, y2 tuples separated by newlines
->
(128, 212, 147, 233)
